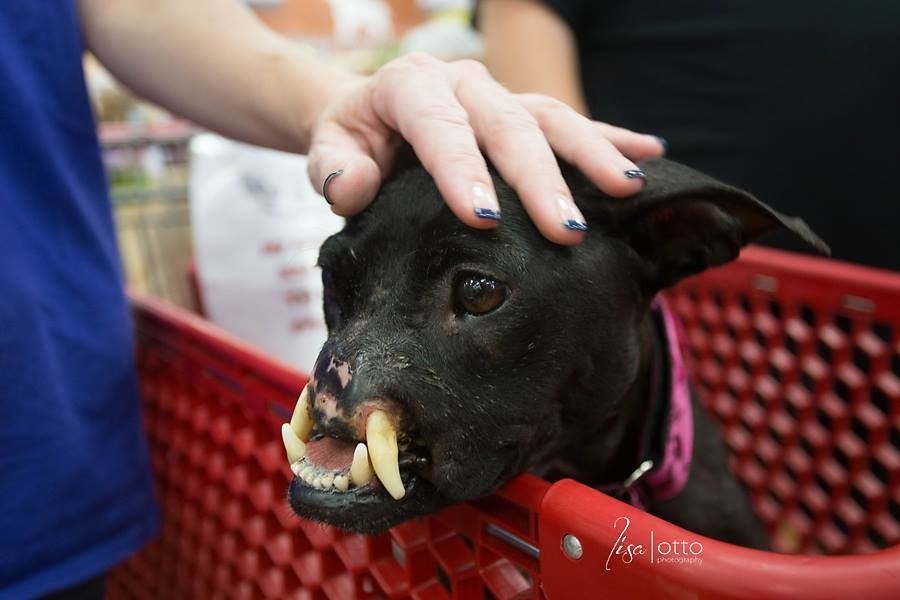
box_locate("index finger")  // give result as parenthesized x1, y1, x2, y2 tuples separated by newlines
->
(371, 55, 503, 230)
(454, 63, 606, 244)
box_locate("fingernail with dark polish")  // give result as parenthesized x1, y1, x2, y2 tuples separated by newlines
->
(475, 207, 502, 220)
(472, 183, 501, 220)
(563, 219, 589, 231)
(624, 169, 646, 180)
(557, 195, 588, 232)
(655, 136, 669, 154)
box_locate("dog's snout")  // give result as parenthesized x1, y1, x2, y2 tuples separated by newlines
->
(312, 318, 418, 402)
(309, 389, 406, 438)
(308, 344, 413, 439)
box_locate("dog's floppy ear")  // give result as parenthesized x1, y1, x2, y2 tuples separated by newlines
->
(594, 158, 829, 291)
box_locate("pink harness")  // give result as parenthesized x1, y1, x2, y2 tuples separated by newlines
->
(617, 297, 694, 508)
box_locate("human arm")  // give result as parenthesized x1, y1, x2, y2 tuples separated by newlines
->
(479, 0, 589, 115)
(480, 0, 668, 159)
(78, 0, 663, 245)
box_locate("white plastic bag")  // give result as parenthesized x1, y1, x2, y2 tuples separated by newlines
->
(190, 134, 343, 369)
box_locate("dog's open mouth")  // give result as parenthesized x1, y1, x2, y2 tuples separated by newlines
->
(281, 386, 432, 507)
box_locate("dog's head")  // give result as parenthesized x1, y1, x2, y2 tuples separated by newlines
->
(286, 158, 827, 533)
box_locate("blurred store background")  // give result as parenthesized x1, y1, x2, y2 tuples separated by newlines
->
(88, 0, 479, 368)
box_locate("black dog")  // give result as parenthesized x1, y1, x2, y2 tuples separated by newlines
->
(280, 158, 827, 548)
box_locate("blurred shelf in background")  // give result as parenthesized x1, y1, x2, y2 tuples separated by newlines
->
(100, 121, 197, 311)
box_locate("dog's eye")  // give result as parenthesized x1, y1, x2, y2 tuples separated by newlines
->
(454, 273, 508, 316)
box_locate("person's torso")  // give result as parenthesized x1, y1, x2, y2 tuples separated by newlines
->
(563, 0, 900, 269)
(0, 2, 157, 596)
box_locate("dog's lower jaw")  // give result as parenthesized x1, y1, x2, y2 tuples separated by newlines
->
(288, 472, 450, 534)
(287, 435, 526, 533)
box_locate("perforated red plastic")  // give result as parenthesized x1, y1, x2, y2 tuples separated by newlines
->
(109, 247, 900, 599)
(670, 246, 900, 556)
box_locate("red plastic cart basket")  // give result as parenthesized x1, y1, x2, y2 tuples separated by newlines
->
(109, 247, 900, 599)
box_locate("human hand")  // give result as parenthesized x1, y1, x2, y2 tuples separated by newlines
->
(306, 53, 665, 245)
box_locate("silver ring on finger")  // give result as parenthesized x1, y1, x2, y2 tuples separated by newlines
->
(322, 169, 343, 205)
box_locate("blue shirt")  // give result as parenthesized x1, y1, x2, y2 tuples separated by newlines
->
(0, 2, 158, 597)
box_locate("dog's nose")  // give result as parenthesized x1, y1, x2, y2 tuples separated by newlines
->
(307, 352, 355, 427)
(312, 352, 353, 395)
(307, 348, 408, 443)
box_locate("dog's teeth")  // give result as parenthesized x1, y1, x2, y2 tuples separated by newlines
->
(281, 423, 307, 465)
(350, 442, 374, 488)
(365, 410, 405, 500)
(333, 474, 349, 492)
(319, 472, 334, 491)
(290, 461, 304, 477)
(303, 468, 316, 485)
(299, 465, 313, 480)
(290, 386, 314, 442)
(312, 475, 323, 489)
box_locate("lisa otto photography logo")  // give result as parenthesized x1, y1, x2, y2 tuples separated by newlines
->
(605, 516, 704, 571)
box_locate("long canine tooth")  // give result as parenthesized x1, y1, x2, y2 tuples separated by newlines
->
(281, 423, 307, 464)
(366, 410, 405, 500)
(350, 443, 374, 487)
(290, 386, 314, 442)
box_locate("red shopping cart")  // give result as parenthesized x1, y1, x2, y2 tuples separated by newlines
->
(109, 246, 900, 599)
